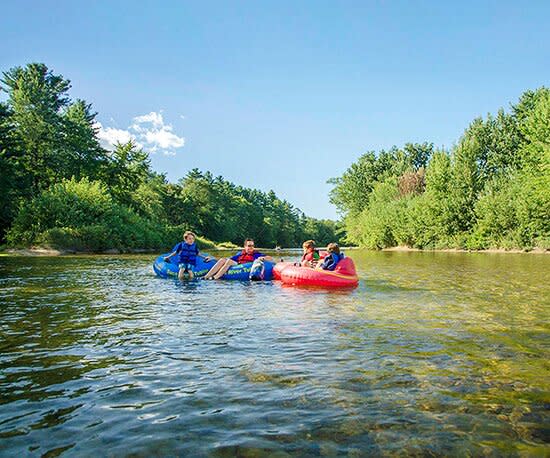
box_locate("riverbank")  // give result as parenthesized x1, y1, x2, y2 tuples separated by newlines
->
(0, 242, 240, 256)
(2, 245, 548, 256)
(0, 248, 160, 256)
(382, 245, 549, 254)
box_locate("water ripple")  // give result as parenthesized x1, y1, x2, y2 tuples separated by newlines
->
(0, 252, 548, 456)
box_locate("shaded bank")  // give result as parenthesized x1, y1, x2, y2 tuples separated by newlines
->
(2, 245, 548, 257)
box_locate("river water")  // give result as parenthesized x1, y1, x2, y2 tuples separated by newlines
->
(0, 250, 548, 457)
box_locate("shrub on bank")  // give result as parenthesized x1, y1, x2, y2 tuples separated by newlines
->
(472, 172, 550, 250)
(7, 178, 167, 251)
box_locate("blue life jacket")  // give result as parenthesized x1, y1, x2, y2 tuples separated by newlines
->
(174, 242, 199, 265)
(321, 252, 344, 271)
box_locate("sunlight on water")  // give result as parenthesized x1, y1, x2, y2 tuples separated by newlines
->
(0, 251, 549, 456)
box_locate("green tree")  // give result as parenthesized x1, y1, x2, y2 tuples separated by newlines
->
(1, 63, 71, 191)
(0, 102, 20, 240)
(472, 88, 550, 249)
(102, 141, 152, 208)
(328, 151, 390, 216)
(447, 136, 482, 236)
(62, 99, 107, 181)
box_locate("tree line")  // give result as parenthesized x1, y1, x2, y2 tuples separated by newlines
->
(0, 63, 340, 251)
(329, 88, 549, 250)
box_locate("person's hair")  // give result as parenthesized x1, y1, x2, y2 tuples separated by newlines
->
(302, 240, 315, 250)
(327, 242, 340, 254)
(184, 231, 196, 240)
(244, 238, 254, 247)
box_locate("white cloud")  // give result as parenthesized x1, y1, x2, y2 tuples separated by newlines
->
(130, 123, 144, 133)
(94, 122, 138, 149)
(95, 111, 185, 156)
(133, 111, 164, 127)
(143, 127, 185, 149)
(131, 111, 185, 152)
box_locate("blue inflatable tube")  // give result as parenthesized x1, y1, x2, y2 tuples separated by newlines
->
(220, 260, 275, 281)
(153, 254, 275, 280)
(153, 253, 216, 279)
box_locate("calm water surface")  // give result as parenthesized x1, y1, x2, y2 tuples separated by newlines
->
(0, 250, 549, 457)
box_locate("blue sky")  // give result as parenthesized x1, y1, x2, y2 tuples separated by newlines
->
(2, 1, 549, 219)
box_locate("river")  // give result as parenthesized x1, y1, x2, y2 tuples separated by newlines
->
(0, 250, 548, 456)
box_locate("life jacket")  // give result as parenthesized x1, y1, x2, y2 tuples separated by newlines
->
(236, 250, 257, 264)
(301, 250, 320, 263)
(178, 242, 198, 264)
(323, 252, 344, 271)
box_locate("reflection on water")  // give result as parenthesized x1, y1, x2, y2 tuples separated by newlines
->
(0, 251, 549, 456)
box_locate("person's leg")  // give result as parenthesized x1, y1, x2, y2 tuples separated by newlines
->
(213, 259, 237, 279)
(178, 265, 186, 280)
(204, 258, 226, 279)
(182, 263, 194, 280)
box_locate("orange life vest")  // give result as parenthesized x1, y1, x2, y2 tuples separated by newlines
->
(237, 250, 257, 264)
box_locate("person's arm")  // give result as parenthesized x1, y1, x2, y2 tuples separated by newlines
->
(257, 252, 273, 261)
(164, 251, 177, 261)
(164, 243, 181, 261)
(316, 256, 331, 270)
(198, 252, 211, 261)
(324, 254, 340, 271)
(164, 242, 184, 262)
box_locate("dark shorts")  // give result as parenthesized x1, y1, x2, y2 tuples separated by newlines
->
(178, 262, 195, 272)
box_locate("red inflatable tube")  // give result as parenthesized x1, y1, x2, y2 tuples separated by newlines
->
(279, 257, 359, 288)
(273, 261, 294, 280)
(273, 251, 330, 279)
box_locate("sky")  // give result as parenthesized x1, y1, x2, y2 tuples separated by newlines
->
(1, 0, 549, 219)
